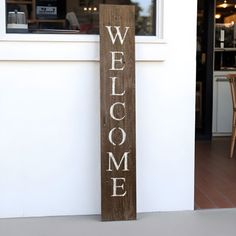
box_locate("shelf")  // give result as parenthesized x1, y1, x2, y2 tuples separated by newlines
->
(33, 19, 66, 24)
(215, 47, 236, 52)
(31, 29, 80, 34)
(28, 19, 66, 22)
(214, 71, 236, 75)
(28, 19, 66, 28)
(6, 0, 33, 4)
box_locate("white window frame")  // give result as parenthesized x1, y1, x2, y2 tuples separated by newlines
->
(0, 0, 166, 61)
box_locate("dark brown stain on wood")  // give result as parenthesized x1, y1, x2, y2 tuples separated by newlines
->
(100, 4, 136, 221)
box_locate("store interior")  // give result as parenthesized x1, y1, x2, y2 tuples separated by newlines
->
(5, 0, 155, 35)
(195, 0, 236, 209)
(196, 0, 236, 138)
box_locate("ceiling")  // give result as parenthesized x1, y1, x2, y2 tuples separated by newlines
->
(216, 0, 236, 22)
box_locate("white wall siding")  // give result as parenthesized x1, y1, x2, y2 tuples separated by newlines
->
(0, 0, 197, 218)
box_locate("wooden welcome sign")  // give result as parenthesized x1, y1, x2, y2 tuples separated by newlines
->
(99, 4, 136, 221)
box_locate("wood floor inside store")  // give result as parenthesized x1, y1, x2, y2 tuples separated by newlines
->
(195, 136, 236, 209)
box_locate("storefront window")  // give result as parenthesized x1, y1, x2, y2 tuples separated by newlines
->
(214, 0, 236, 70)
(5, 0, 156, 35)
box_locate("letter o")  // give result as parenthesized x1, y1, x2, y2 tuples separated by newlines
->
(108, 127, 127, 146)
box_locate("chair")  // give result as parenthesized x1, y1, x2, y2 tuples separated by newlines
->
(227, 74, 236, 158)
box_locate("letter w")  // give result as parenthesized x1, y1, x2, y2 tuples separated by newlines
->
(107, 152, 130, 171)
(106, 26, 130, 45)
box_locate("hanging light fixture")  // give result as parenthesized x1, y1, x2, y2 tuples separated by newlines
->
(222, 0, 228, 8)
(217, 0, 234, 8)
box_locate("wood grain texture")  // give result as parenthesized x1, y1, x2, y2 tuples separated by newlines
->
(195, 138, 236, 209)
(100, 4, 136, 221)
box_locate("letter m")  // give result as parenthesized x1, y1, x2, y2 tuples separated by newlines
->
(106, 26, 130, 45)
(107, 152, 130, 171)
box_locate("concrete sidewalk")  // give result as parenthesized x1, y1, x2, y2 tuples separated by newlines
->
(0, 209, 236, 236)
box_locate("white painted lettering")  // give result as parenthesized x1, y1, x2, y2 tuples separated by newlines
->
(107, 151, 129, 171)
(110, 102, 126, 121)
(106, 26, 130, 45)
(110, 77, 126, 96)
(110, 51, 125, 71)
(111, 177, 127, 197)
(108, 127, 127, 146)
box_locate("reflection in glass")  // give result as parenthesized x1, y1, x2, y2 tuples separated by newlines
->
(5, 0, 156, 35)
(215, 0, 236, 70)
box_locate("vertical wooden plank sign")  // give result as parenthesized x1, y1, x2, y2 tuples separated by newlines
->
(100, 4, 136, 221)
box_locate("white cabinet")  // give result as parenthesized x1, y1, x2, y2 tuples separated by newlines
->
(212, 73, 233, 136)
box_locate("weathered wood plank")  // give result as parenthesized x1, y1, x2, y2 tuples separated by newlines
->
(100, 4, 136, 221)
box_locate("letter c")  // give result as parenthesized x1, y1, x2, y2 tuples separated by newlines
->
(110, 102, 126, 121)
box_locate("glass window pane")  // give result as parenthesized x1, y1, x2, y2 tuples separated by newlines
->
(5, 0, 156, 35)
(215, 0, 236, 48)
(214, 0, 236, 70)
